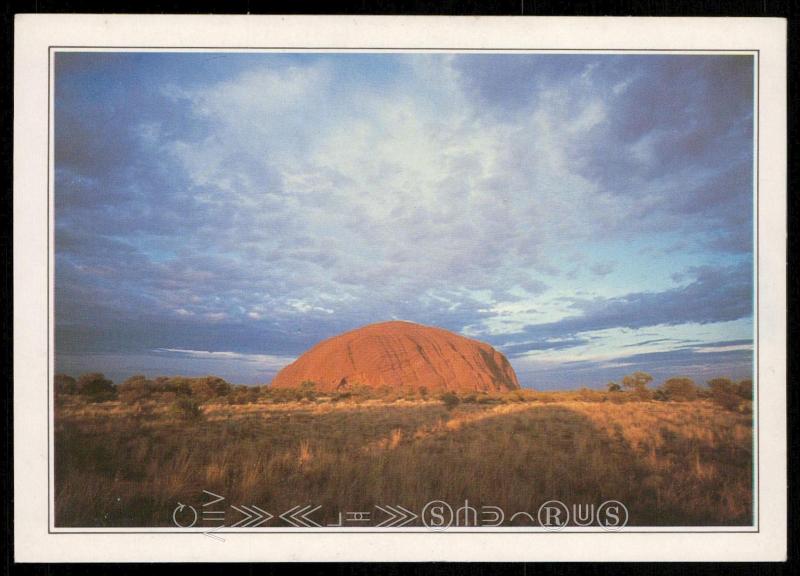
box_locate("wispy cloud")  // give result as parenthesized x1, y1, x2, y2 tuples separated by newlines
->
(691, 340, 753, 354)
(155, 348, 294, 369)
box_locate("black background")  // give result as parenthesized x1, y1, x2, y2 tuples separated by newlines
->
(1, 1, 796, 574)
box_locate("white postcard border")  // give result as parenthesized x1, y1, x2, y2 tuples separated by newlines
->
(14, 14, 787, 562)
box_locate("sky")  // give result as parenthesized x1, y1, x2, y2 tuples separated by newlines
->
(54, 52, 755, 389)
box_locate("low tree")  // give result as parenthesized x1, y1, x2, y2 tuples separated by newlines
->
(661, 377, 697, 401)
(607, 382, 621, 393)
(707, 378, 740, 411)
(736, 379, 753, 400)
(77, 373, 116, 403)
(118, 375, 156, 405)
(264, 387, 300, 403)
(188, 376, 232, 402)
(228, 385, 256, 405)
(161, 378, 192, 397)
(54, 373, 78, 395)
(707, 377, 735, 394)
(622, 371, 653, 400)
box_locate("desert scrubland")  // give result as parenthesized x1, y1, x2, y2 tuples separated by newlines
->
(54, 375, 752, 528)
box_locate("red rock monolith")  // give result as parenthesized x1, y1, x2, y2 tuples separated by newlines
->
(270, 320, 520, 393)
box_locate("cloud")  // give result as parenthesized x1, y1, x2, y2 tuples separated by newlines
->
(500, 338, 591, 356)
(155, 348, 294, 369)
(693, 344, 752, 354)
(497, 262, 752, 356)
(590, 262, 616, 277)
(53, 53, 755, 387)
(453, 55, 754, 254)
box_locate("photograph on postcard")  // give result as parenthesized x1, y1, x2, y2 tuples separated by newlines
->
(50, 49, 758, 532)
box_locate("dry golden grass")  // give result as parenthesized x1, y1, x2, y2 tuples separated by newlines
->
(54, 396, 752, 527)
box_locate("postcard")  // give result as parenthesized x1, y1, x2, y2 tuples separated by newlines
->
(13, 14, 787, 562)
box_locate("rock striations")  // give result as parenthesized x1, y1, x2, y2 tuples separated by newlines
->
(270, 320, 520, 393)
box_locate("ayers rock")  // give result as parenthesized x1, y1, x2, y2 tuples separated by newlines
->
(270, 320, 520, 393)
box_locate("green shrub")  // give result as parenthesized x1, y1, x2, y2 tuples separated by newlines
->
(171, 397, 204, 422)
(736, 379, 753, 400)
(661, 377, 698, 401)
(225, 385, 260, 405)
(77, 373, 117, 403)
(264, 386, 314, 403)
(330, 391, 352, 402)
(55, 373, 78, 395)
(440, 392, 460, 410)
(188, 376, 232, 402)
(118, 375, 156, 405)
(653, 389, 668, 401)
(300, 380, 318, 401)
(707, 378, 740, 411)
(578, 388, 605, 402)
